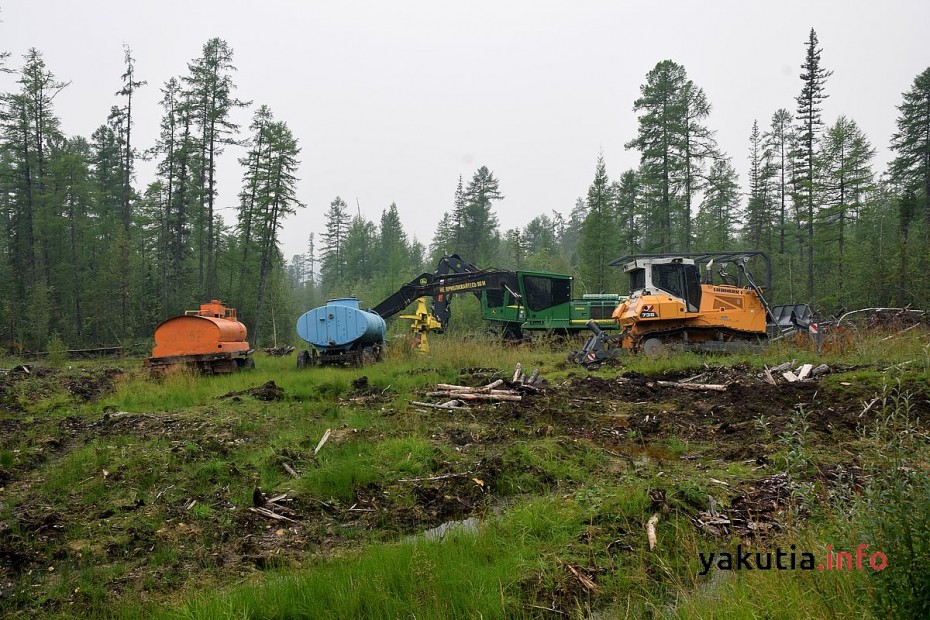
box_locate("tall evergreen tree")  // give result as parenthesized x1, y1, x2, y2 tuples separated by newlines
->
(615, 169, 641, 254)
(679, 78, 716, 249)
(459, 166, 503, 265)
(559, 197, 588, 269)
(764, 108, 796, 253)
(890, 66, 930, 225)
(183, 38, 249, 297)
(251, 120, 302, 345)
(627, 60, 686, 250)
(114, 45, 145, 231)
(817, 116, 874, 290)
(577, 155, 619, 292)
(695, 157, 741, 251)
(794, 28, 832, 299)
(321, 196, 349, 289)
(746, 119, 774, 250)
(429, 211, 455, 262)
(236, 105, 275, 301)
(379, 203, 409, 291)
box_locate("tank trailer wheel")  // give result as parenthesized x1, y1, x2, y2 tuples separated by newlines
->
(361, 346, 376, 365)
(297, 350, 311, 369)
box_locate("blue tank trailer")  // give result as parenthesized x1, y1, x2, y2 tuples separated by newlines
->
(295, 298, 386, 367)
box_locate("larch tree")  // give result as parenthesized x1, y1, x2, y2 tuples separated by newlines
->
(817, 115, 874, 302)
(695, 156, 741, 251)
(678, 77, 716, 249)
(252, 120, 302, 345)
(114, 44, 145, 232)
(236, 105, 275, 300)
(794, 28, 832, 299)
(627, 60, 686, 251)
(764, 108, 796, 253)
(183, 38, 249, 297)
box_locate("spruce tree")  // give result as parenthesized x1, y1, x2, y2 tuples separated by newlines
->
(321, 197, 349, 290)
(890, 66, 930, 225)
(460, 166, 503, 265)
(577, 155, 619, 292)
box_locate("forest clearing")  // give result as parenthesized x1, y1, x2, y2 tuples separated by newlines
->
(1, 2, 929, 618)
(0, 325, 928, 619)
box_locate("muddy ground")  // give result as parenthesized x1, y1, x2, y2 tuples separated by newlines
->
(0, 359, 919, 616)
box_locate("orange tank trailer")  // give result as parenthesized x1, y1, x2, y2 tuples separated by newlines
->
(146, 300, 254, 373)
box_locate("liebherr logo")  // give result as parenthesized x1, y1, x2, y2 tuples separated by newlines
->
(640, 304, 657, 318)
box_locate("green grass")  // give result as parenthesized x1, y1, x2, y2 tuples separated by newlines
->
(3, 330, 930, 618)
(128, 493, 619, 620)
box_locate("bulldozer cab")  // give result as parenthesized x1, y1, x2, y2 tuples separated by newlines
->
(622, 257, 703, 313)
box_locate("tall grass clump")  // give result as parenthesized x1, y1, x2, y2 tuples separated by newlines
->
(853, 382, 930, 618)
(139, 496, 585, 620)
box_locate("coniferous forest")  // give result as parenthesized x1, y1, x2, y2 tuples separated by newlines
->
(1, 28, 929, 350)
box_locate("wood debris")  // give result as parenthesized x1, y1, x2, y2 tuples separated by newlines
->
(414, 363, 545, 408)
(250, 488, 300, 523)
(647, 380, 728, 392)
(566, 564, 598, 591)
(262, 345, 295, 356)
(765, 361, 830, 384)
(646, 513, 660, 550)
(313, 429, 332, 455)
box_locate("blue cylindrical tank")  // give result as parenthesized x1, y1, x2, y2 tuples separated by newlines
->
(296, 298, 386, 351)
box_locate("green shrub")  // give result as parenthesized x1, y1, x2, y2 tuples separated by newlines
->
(46, 332, 67, 367)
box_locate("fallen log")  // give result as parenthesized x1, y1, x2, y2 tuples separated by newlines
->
(397, 472, 471, 483)
(649, 380, 728, 392)
(527, 369, 540, 385)
(248, 506, 297, 523)
(427, 391, 523, 402)
(409, 400, 470, 411)
(797, 364, 814, 380)
(512, 363, 522, 383)
(435, 383, 511, 394)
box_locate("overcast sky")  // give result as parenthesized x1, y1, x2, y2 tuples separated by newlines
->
(2, 1, 928, 260)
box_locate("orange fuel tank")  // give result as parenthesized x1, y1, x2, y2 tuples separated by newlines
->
(151, 300, 251, 358)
